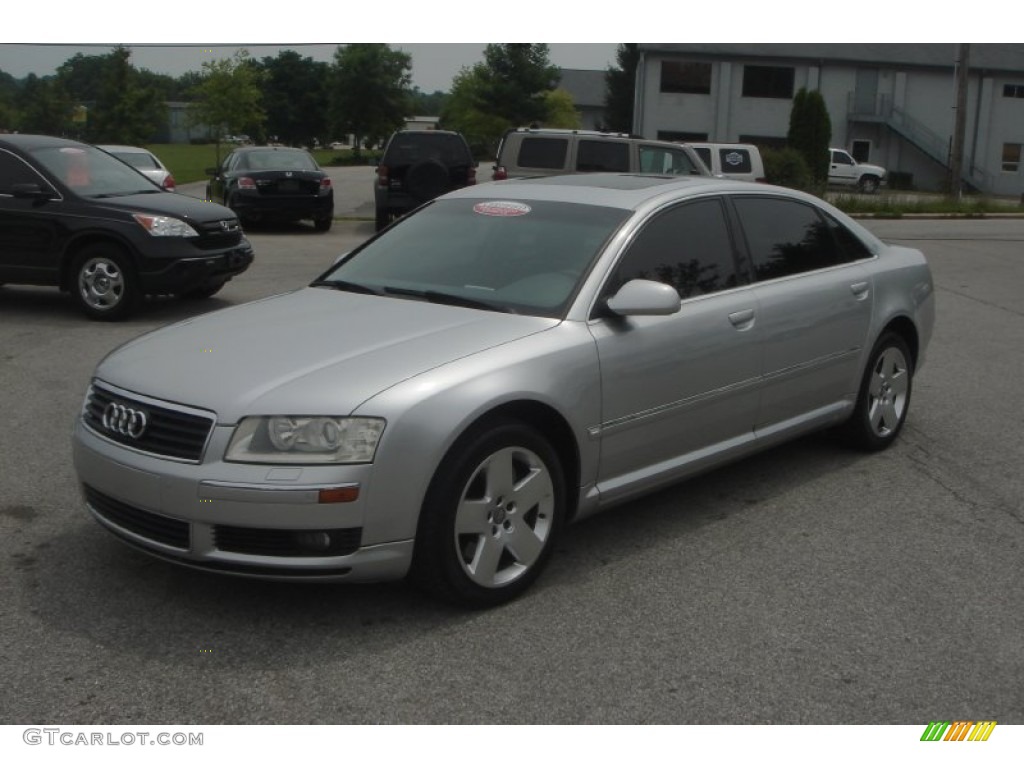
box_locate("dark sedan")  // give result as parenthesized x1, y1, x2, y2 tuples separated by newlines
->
(206, 147, 335, 232)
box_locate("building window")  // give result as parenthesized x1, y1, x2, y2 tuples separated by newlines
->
(660, 61, 712, 94)
(1002, 143, 1022, 173)
(738, 135, 786, 150)
(657, 130, 708, 142)
(1002, 84, 1024, 98)
(742, 65, 795, 99)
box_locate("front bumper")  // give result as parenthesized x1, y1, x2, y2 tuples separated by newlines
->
(72, 416, 414, 582)
(139, 243, 255, 294)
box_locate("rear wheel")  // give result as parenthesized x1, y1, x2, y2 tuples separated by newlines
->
(410, 421, 564, 608)
(841, 332, 913, 450)
(859, 175, 880, 194)
(314, 215, 333, 232)
(375, 207, 391, 232)
(70, 243, 140, 321)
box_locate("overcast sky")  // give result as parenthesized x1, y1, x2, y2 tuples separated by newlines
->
(0, 3, 1004, 93)
(0, 43, 619, 94)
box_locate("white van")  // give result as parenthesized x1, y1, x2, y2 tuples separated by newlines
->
(688, 143, 766, 183)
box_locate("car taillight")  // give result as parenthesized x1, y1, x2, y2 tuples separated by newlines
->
(163, 175, 176, 191)
(320, 177, 332, 191)
(377, 165, 389, 186)
(492, 166, 507, 181)
(238, 176, 256, 190)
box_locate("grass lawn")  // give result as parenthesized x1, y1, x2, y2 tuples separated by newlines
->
(144, 143, 367, 185)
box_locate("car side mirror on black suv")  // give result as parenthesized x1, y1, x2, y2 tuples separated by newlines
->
(12, 182, 58, 200)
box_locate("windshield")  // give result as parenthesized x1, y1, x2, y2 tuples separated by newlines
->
(32, 145, 160, 197)
(318, 198, 630, 318)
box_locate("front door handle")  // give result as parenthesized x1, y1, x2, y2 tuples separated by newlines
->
(728, 308, 755, 330)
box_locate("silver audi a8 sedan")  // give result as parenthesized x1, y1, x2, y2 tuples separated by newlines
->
(73, 174, 935, 607)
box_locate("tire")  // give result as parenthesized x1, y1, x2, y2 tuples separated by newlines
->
(841, 332, 913, 451)
(410, 421, 565, 608)
(859, 175, 880, 194)
(375, 207, 391, 232)
(405, 159, 451, 202)
(314, 215, 333, 232)
(179, 278, 227, 300)
(70, 243, 140, 321)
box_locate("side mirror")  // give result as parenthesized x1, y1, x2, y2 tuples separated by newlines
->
(605, 279, 681, 317)
(12, 183, 57, 200)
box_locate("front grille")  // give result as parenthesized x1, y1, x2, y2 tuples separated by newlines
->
(84, 485, 190, 550)
(214, 525, 362, 558)
(193, 218, 243, 250)
(83, 384, 214, 462)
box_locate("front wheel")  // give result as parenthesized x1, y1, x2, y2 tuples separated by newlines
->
(410, 421, 565, 608)
(70, 244, 140, 320)
(841, 332, 913, 451)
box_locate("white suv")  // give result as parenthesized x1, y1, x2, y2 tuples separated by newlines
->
(828, 148, 887, 193)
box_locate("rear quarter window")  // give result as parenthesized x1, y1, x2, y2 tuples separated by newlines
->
(719, 149, 752, 174)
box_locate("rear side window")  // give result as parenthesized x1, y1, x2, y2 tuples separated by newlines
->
(718, 148, 752, 174)
(732, 197, 843, 280)
(610, 198, 739, 299)
(517, 137, 568, 170)
(576, 140, 629, 172)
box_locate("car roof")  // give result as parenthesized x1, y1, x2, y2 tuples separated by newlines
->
(0, 133, 88, 151)
(231, 146, 311, 153)
(445, 173, 794, 210)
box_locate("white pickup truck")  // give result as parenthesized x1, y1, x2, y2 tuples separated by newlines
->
(828, 148, 887, 193)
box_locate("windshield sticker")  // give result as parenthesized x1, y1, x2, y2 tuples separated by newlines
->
(473, 201, 531, 217)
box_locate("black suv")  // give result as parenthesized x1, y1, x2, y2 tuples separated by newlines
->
(0, 134, 253, 319)
(374, 130, 476, 231)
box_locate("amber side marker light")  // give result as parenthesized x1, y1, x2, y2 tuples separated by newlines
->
(319, 487, 360, 504)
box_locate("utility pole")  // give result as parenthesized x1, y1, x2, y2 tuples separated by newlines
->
(949, 43, 970, 199)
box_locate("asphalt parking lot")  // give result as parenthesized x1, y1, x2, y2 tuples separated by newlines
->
(1, 215, 1022, 725)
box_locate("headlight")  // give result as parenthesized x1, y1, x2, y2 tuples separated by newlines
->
(133, 213, 199, 237)
(225, 416, 386, 464)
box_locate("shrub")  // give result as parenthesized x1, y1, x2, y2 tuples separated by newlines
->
(763, 147, 813, 191)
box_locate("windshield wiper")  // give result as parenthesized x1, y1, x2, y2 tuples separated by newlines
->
(310, 279, 383, 295)
(381, 286, 514, 314)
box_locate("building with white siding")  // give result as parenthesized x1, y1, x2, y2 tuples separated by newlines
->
(632, 44, 1024, 195)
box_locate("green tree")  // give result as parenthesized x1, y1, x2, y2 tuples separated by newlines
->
(189, 50, 266, 160)
(258, 51, 330, 147)
(410, 88, 449, 118)
(543, 88, 581, 129)
(441, 65, 510, 157)
(787, 88, 831, 185)
(85, 46, 167, 144)
(329, 44, 412, 156)
(0, 69, 19, 130)
(476, 44, 559, 127)
(604, 43, 639, 133)
(17, 74, 72, 135)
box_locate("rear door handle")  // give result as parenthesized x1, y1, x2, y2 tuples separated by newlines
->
(850, 281, 870, 300)
(728, 308, 755, 330)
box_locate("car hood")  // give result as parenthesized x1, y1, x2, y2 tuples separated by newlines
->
(95, 288, 559, 422)
(859, 163, 886, 176)
(91, 191, 236, 225)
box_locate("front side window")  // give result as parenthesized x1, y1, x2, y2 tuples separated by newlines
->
(609, 198, 739, 299)
(732, 197, 843, 280)
(0, 150, 48, 195)
(832, 150, 855, 166)
(660, 61, 712, 94)
(638, 146, 701, 176)
(1002, 143, 1022, 173)
(576, 140, 629, 172)
(742, 65, 795, 99)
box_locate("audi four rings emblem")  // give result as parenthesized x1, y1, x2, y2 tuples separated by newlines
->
(102, 402, 148, 439)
